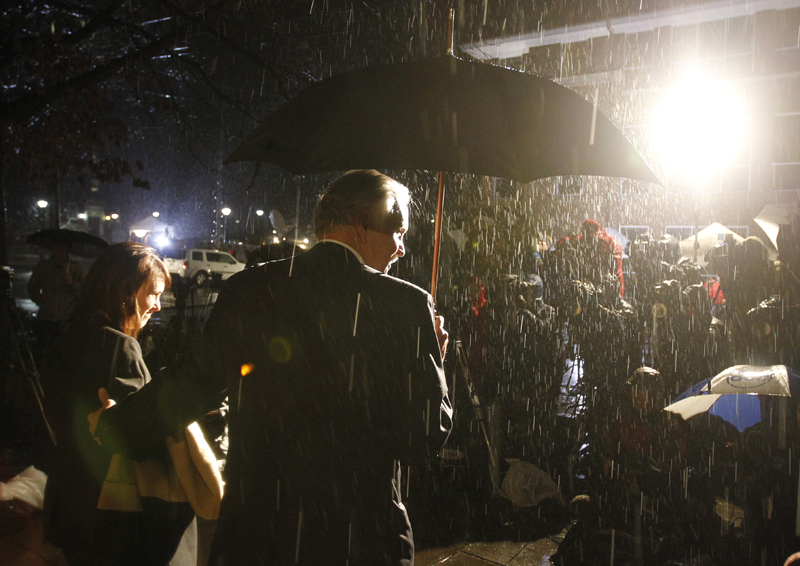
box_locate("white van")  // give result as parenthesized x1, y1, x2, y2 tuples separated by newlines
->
(162, 248, 245, 287)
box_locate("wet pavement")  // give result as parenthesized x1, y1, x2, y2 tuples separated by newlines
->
(0, 508, 559, 566)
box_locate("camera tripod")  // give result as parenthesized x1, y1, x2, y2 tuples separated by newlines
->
(0, 265, 56, 450)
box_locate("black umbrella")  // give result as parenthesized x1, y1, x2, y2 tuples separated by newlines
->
(225, 55, 660, 296)
(26, 229, 109, 257)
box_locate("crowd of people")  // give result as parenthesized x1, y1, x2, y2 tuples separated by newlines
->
(438, 214, 800, 564)
(14, 170, 800, 565)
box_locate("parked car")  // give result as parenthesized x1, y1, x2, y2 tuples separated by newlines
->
(161, 248, 245, 287)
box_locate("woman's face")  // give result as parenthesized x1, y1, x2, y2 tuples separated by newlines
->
(126, 277, 165, 334)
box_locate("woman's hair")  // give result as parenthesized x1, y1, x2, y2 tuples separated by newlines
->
(73, 242, 171, 336)
(313, 169, 410, 239)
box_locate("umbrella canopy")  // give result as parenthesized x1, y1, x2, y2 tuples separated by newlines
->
(664, 364, 800, 431)
(678, 223, 745, 265)
(227, 55, 660, 297)
(26, 229, 109, 257)
(754, 203, 800, 250)
(225, 56, 659, 185)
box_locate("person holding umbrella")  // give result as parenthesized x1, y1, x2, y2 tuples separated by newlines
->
(27, 239, 86, 347)
(94, 170, 452, 565)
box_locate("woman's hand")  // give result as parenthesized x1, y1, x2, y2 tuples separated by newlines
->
(88, 387, 116, 440)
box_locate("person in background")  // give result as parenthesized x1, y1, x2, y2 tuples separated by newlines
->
(579, 219, 625, 298)
(27, 240, 85, 347)
(554, 219, 625, 299)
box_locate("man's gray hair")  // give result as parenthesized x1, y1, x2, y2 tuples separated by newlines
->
(313, 170, 410, 239)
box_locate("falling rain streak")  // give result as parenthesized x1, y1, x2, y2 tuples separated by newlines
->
(7, 1, 800, 565)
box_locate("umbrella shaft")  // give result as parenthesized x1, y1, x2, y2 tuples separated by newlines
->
(431, 172, 445, 300)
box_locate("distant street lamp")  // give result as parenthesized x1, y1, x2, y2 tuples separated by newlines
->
(37, 200, 49, 229)
(254, 209, 265, 238)
(152, 211, 160, 217)
(221, 207, 232, 242)
(111, 213, 119, 220)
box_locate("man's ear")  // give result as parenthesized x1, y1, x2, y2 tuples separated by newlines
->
(354, 211, 370, 231)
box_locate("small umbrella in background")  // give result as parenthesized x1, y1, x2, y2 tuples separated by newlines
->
(26, 229, 109, 257)
(225, 15, 659, 297)
(665, 364, 800, 537)
(664, 364, 800, 432)
(678, 223, 745, 265)
(754, 203, 800, 251)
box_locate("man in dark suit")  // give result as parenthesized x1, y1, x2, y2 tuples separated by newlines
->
(99, 169, 452, 565)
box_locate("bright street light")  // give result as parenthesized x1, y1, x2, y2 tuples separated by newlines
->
(111, 213, 119, 220)
(256, 209, 264, 216)
(152, 211, 160, 217)
(221, 207, 232, 216)
(654, 71, 747, 181)
(37, 200, 48, 209)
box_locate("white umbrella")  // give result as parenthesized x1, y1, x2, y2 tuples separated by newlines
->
(129, 216, 174, 241)
(664, 364, 795, 423)
(678, 223, 745, 265)
(754, 203, 800, 251)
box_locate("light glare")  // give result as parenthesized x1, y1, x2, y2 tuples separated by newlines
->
(655, 73, 746, 181)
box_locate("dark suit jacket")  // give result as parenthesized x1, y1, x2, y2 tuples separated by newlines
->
(102, 242, 452, 565)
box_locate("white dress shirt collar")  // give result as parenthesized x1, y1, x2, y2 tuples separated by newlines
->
(317, 239, 365, 265)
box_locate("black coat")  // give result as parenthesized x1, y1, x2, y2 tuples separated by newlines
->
(42, 319, 195, 566)
(102, 242, 453, 565)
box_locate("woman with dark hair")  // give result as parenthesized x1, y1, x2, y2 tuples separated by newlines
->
(42, 242, 201, 566)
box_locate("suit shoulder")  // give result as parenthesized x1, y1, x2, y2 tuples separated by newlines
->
(368, 271, 432, 304)
(225, 258, 293, 287)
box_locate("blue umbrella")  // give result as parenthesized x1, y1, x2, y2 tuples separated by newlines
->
(664, 365, 800, 432)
